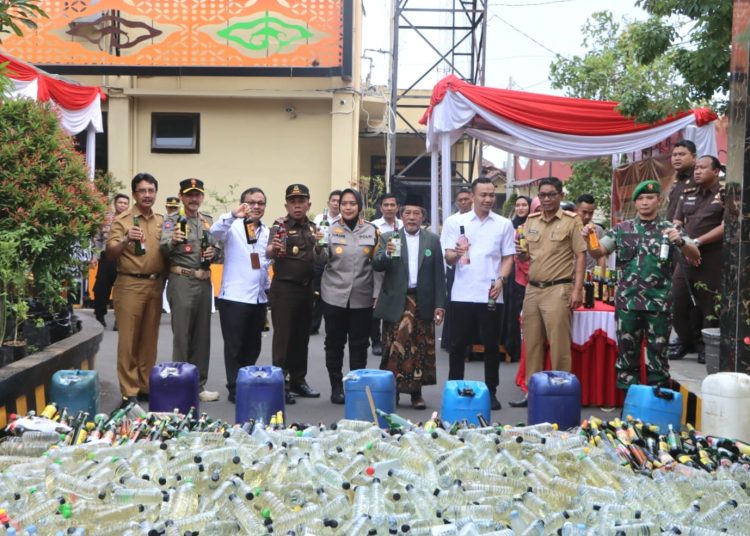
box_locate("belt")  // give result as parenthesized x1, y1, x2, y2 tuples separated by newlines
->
(170, 266, 211, 280)
(406, 288, 417, 295)
(528, 278, 573, 289)
(118, 272, 161, 280)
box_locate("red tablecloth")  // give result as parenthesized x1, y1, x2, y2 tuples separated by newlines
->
(515, 301, 646, 407)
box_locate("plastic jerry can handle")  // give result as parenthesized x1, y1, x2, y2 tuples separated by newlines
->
(458, 387, 475, 397)
(652, 386, 674, 400)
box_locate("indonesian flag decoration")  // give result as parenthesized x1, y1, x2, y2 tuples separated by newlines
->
(420, 75, 718, 160)
(1, 51, 105, 136)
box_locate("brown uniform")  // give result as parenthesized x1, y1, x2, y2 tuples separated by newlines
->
(108, 207, 165, 397)
(522, 209, 587, 381)
(268, 217, 322, 386)
(672, 180, 724, 353)
(664, 168, 696, 222)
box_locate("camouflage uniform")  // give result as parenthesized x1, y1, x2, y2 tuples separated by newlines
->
(601, 217, 685, 389)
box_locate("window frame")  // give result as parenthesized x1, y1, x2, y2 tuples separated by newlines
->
(150, 112, 201, 154)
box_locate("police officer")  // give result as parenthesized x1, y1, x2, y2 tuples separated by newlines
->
(107, 173, 165, 405)
(586, 180, 699, 389)
(267, 184, 323, 403)
(671, 155, 725, 363)
(319, 188, 378, 404)
(512, 177, 587, 407)
(160, 178, 219, 402)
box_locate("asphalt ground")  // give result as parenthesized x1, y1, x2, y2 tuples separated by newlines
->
(82, 307, 704, 428)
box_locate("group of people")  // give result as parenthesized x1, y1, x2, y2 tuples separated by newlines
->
(98, 141, 723, 410)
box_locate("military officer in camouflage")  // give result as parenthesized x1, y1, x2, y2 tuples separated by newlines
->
(160, 178, 219, 402)
(585, 180, 700, 389)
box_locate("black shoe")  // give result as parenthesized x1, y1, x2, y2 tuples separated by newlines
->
(697, 351, 706, 364)
(490, 395, 502, 411)
(285, 391, 297, 405)
(228, 392, 236, 404)
(509, 395, 528, 408)
(330, 385, 345, 405)
(290, 382, 320, 398)
(372, 342, 383, 356)
(668, 344, 688, 360)
(96, 316, 106, 327)
(136, 392, 149, 402)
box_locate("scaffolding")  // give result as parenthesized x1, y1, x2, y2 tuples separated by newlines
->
(386, 0, 488, 192)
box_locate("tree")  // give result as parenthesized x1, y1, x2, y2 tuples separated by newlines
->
(550, 2, 731, 124)
(563, 158, 613, 224)
(0, 0, 47, 41)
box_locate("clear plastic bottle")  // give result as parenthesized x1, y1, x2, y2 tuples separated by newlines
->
(112, 487, 164, 505)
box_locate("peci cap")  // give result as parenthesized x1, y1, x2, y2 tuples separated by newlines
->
(632, 180, 660, 201)
(285, 183, 310, 199)
(165, 196, 180, 207)
(180, 178, 205, 194)
(402, 194, 425, 209)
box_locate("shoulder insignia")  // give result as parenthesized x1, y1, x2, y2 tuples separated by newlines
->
(562, 210, 578, 217)
(528, 212, 542, 218)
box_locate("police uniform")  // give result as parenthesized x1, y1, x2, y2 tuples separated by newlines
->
(600, 180, 689, 388)
(522, 208, 587, 382)
(269, 184, 323, 398)
(159, 179, 217, 393)
(108, 206, 165, 399)
(672, 178, 724, 359)
(320, 214, 378, 401)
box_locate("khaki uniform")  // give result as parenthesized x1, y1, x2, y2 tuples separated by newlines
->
(664, 168, 696, 222)
(269, 217, 323, 386)
(108, 207, 165, 397)
(160, 212, 216, 388)
(522, 208, 587, 382)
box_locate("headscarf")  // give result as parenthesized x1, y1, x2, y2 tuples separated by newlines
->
(529, 196, 541, 215)
(340, 188, 363, 230)
(511, 195, 532, 229)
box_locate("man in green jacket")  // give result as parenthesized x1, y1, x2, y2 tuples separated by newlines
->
(374, 195, 445, 409)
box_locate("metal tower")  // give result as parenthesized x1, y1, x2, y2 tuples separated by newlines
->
(386, 0, 488, 191)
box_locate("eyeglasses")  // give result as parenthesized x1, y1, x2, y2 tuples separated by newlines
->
(247, 201, 266, 207)
(537, 192, 559, 199)
(135, 188, 156, 195)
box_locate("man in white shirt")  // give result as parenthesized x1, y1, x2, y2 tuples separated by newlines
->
(441, 178, 515, 410)
(209, 187, 270, 403)
(370, 193, 403, 356)
(311, 190, 342, 335)
(440, 187, 473, 350)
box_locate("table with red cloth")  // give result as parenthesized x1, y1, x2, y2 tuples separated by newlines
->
(515, 300, 647, 407)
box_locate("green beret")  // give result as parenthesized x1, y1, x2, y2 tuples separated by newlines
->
(632, 180, 660, 201)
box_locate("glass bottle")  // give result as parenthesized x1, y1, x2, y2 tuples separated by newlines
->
(389, 220, 401, 258)
(518, 224, 527, 252)
(457, 225, 470, 265)
(587, 224, 600, 250)
(318, 208, 330, 246)
(274, 218, 287, 257)
(132, 216, 145, 256)
(200, 231, 211, 270)
(243, 216, 257, 244)
(487, 279, 497, 311)
(584, 271, 595, 309)
(177, 208, 188, 242)
(659, 234, 670, 262)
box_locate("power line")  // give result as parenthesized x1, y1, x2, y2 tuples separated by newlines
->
(489, 14, 560, 56)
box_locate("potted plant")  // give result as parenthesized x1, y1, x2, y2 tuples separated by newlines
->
(0, 229, 29, 363)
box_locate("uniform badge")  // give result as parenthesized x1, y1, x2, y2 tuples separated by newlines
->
(184, 244, 193, 253)
(164, 221, 173, 229)
(335, 247, 343, 255)
(425, 249, 432, 257)
(363, 247, 370, 254)
(292, 246, 300, 255)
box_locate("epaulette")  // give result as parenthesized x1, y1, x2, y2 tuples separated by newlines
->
(562, 210, 578, 217)
(199, 211, 213, 220)
(527, 212, 542, 218)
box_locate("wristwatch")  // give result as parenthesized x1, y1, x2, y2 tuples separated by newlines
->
(694, 238, 701, 248)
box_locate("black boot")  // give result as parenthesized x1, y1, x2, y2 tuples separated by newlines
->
(330, 383, 345, 404)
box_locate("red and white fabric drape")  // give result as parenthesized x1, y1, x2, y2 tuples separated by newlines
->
(1, 52, 105, 178)
(420, 75, 719, 227)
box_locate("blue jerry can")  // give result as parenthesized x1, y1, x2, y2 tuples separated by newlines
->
(149, 362, 200, 414)
(50, 370, 99, 416)
(235, 366, 285, 425)
(528, 371, 581, 430)
(622, 384, 683, 433)
(440, 380, 491, 425)
(344, 369, 396, 428)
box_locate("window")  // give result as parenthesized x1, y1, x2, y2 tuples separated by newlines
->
(151, 113, 200, 153)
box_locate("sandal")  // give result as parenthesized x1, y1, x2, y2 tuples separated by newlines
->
(410, 396, 427, 410)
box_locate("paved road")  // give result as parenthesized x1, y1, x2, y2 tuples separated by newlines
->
(84, 308, 699, 427)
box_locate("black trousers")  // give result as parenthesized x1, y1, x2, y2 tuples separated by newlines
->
(504, 281, 526, 362)
(440, 267, 456, 349)
(371, 317, 381, 346)
(448, 301, 503, 393)
(324, 302, 372, 385)
(217, 298, 267, 396)
(270, 281, 314, 385)
(93, 252, 117, 319)
(672, 275, 719, 353)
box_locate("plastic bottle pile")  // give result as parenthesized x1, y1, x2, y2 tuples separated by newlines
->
(1, 407, 749, 535)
